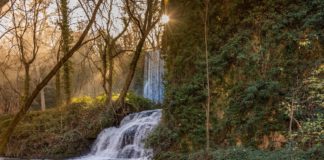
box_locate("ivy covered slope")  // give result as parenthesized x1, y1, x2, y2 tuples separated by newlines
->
(149, 0, 323, 158)
(0, 93, 155, 159)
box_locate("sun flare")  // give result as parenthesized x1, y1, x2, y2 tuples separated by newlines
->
(161, 14, 170, 24)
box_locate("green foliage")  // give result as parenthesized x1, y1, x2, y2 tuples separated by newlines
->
(0, 93, 156, 158)
(287, 65, 324, 148)
(154, 145, 324, 160)
(298, 113, 324, 146)
(163, 74, 207, 151)
(145, 124, 178, 155)
(220, 80, 285, 146)
(0, 105, 109, 158)
(95, 94, 107, 104)
(125, 92, 156, 111)
(71, 96, 95, 105)
(70, 92, 156, 111)
(161, 0, 323, 154)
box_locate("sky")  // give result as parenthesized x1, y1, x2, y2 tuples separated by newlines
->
(0, 0, 124, 39)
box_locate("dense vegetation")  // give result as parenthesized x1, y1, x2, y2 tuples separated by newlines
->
(0, 0, 161, 155)
(153, 146, 323, 160)
(0, 93, 155, 158)
(148, 0, 323, 159)
(0, 0, 322, 159)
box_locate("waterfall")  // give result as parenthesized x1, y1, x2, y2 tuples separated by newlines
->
(73, 51, 165, 160)
(75, 109, 162, 160)
(143, 51, 164, 103)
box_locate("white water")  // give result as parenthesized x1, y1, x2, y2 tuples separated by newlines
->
(73, 51, 165, 160)
(143, 51, 164, 103)
(75, 109, 162, 160)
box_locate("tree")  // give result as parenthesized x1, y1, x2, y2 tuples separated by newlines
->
(116, 0, 162, 107)
(55, 42, 62, 106)
(60, 0, 72, 104)
(10, 0, 47, 106)
(83, 0, 129, 106)
(0, 0, 103, 154)
(0, 61, 20, 113)
(37, 66, 46, 111)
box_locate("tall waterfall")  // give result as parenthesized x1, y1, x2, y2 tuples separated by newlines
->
(75, 109, 162, 160)
(143, 51, 164, 103)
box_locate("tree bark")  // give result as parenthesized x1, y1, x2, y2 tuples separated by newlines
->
(60, 0, 72, 104)
(37, 66, 46, 111)
(23, 64, 30, 102)
(55, 46, 62, 106)
(107, 47, 113, 106)
(101, 44, 108, 96)
(0, 0, 103, 154)
(40, 88, 46, 111)
(117, 38, 146, 106)
(55, 68, 61, 106)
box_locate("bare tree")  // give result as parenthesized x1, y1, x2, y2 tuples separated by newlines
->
(0, 0, 103, 154)
(94, 0, 129, 106)
(10, 0, 47, 104)
(0, 62, 20, 113)
(116, 0, 162, 107)
(0, 44, 21, 113)
(146, 23, 163, 50)
(79, 0, 130, 106)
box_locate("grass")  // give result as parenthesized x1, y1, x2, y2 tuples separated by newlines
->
(155, 146, 324, 160)
(0, 93, 157, 159)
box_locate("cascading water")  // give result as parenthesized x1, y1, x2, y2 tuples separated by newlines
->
(73, 51, 165, 160)
(75, 109, 162, 160)
(143, 51, 164, 103)
(1, 53, 165, 160)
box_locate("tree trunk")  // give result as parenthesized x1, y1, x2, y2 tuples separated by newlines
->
(55, 70, 61, 106)
(101, 48, 108, 96)
(60, 0, 72, 104)
(55, 48, 62, 106)
(0, 0, 102, 154)
(63, 61, 71, 104)
(23, 64, 30, 102)
(0, 108, 26, 155)
(107, 48, 113, 106)
(38, 66, 46, 111)
(40, 88, 46, 111)
(117, 38, 146, 106)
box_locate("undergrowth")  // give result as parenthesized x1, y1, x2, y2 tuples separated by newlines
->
(153, 145, 323, 160)
(0, 93, 155, 159)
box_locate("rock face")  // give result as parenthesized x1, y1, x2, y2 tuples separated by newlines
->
(76, 109, 162, 160)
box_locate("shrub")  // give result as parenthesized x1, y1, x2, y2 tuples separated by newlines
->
(153, 146, 324, 160)
(0, 93, 157, 158)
